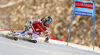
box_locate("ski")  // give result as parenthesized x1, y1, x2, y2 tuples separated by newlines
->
(1, 31, 37, 43)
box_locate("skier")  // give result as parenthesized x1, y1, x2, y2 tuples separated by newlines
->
(14, 16, 52, 43)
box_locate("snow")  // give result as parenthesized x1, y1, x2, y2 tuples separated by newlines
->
(0, 30, 100, 55)
(38, 37, 100, 53)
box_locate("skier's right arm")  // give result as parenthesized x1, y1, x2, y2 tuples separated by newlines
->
(30, 18, 40, 24)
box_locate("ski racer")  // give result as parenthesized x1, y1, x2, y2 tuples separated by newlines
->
(15, 16, 52, 43)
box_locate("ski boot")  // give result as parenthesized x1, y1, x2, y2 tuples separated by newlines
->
(45, 37, 49, 43)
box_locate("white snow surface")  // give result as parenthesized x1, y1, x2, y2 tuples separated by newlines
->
(0, 31, 100, 55)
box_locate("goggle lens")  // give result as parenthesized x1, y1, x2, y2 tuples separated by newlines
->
(46, 21, 51, 25)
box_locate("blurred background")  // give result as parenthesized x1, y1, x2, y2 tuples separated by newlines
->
(0, 0, 100, 48)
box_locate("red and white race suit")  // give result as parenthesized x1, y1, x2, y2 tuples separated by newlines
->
(14, 18, 50, 40)
(28, 18, 50, 40)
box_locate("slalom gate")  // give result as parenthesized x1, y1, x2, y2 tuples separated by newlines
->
(67, 0, 96, 51)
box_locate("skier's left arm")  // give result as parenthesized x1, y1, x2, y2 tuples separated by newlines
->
(44, 28, 50, 42)
(45, 27, 50, 37)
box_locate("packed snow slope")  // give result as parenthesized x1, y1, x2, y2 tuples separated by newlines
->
(0, 34, 100, 55)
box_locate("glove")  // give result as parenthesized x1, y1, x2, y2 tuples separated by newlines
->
(25, 25, 30, 31)
(45, 37, 49, 43)
(30, 21, 32, 24)
(45, 34, 49, 37)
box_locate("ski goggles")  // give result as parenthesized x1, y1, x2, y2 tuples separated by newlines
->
(46, 21, 51, 25)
